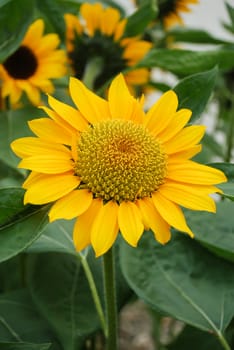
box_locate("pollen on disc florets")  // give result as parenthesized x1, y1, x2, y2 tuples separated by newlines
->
(75, 119, 167, 202)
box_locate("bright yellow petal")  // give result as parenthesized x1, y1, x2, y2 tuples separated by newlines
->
(157, 108, 192, 142)
(23, 19, 44, 45)
(167, 161, 227, 185)
(11, 137, 71, 158)
(118, 201, 144, 247)
(28, 118, 72, 145)
(100, 7, 121, 36)
(136, 197, 171, 244)
(69, 77, 110, 124)
(108, 73, 140, 121)
(48, 94, 88, 132)
(49, 189, 93, 222)
(80, 3, 103, 36)
(163, 125, 205, 154)
(159, 182, 216, 212)
(91, 201, 119, 257)
(145, 90, 178, 135)
(152, 191, 194, 237)
(24, 173, 80, 204)
(18, 152, 74, 174)
(73, 198, 102, 252)
(168, 144, 202, 161)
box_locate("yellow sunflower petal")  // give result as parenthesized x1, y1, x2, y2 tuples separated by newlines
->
(159, 182, 216, 212)
(24, 173, 80, 204)
(11, 137, 70, 158)
(168, 145, 202, 161)
(49, 189, 93, 222)
(163, 125, 205, 154)
(167, 161, 227, 185)
(136, 198, 171, 244)
(152, 191, 194, 237)
(118, 201, 144, 247)
(108, 73, 137, 120)
(100, 7, 120, 36)
(48, 94, 88, 132)
(69, 77, 110, 124)
(91, 201, 119, 257)
(114, 18, 127, 41)
(18, 152, 74, 174)
(23, 19, 44, 45)
(73, 198, 102, 252)
(80, 3, 103, 36)
(28, 118, 72, 145)
(145, 90, 178, 134)
(40, 106, 77, 134)
(157, 108, 192, 142)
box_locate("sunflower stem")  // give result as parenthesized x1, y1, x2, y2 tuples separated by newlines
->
(82, 56, 103, 90)
(217, 331, 231, 350)
(78, 251, 107, 337)
(103, 247, 118, 350)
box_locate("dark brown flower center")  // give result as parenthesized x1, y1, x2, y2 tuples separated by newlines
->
(3, 45, 38, 79)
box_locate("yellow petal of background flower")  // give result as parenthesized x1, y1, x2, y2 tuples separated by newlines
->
(24, 173, 80, 204)
(18, 153, 73, 174)
(152, 191, 194, 237)
(136, 198, 171, 244)
(145, 90, 178, 135)
(28, 118, 72, 145)
(100, 7, 120, 36)
(73, 198, 102, 252)
(167, 161, 227, 185)
(91, 201, 119, 257)
(118, 201, 144, 247)
(163, 125, 205, 154)
(49, 189, 93, 222)
(159, 182, 216, 212)
(69, 77, 110, 123)
(48, 94, 88, 131)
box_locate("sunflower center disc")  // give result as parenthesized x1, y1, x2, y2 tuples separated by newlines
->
(75, 119, 167, 202)
(3, 45, 38, 79)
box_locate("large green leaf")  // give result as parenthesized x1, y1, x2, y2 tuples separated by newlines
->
(0, 188, 49, 263)
(166, 28, 231, 45)
(120, 232, 234, 337)
(0, 289, 60, 349)
(125, 0, 158, 36)
(0, 343, 51, 350)
(173, 67, 217, 121)
(0, 0, 35, 62)
(186, 201, 234, 262)
(0, 107, 41, 169)
(27, 252, 103, 350)
(137, 48, 234, 76)
(27, 219, 76, 254)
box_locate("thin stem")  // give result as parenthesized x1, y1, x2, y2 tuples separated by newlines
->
(217, 331, 231, 350)
(103, 247, 118, 350)
(82, 56, 103, 90)
(78, 252, 107, 337)
(225, 98, 234, 163)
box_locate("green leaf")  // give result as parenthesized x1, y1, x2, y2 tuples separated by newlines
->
(0, 160, 24, 188)
(120, 232, 234, 335)
(27, 219, 76, 254)
(137, 48, 234, 76)
(0, 343, 51, 350)
(173, 67, 218, 121)
(125, 0, 158, 36)
(187, 201, 234, 262)
(0, 0, 35, 62)
(0, 107, 42, 170)
(166, 28, 231, 45)
(0, 289, 59, 348)
(168, 325, 223, 350)
(36, 0, 65, 41)
(0, 188, 49, 263)
(27, 252, 102, 350)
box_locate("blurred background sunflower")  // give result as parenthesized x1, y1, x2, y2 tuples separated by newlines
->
(0, 19, 67, 106)
(64, 2, 152, 93)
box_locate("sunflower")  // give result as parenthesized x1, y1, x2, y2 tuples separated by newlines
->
(64, 2, 152, 91)
(158, 0, 199, 28)
(11, 74, 226, 257)
(0, 19, 67, 106)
